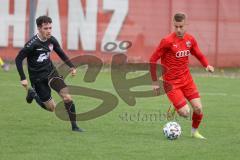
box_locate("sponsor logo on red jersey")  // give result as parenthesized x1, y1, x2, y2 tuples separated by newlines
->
(176, 50, 191, 58)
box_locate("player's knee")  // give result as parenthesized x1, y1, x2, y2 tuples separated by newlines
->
(193, 105, 202, 114)
(190, 98, 203, 114)
(178, 111, 190, 118)
(44, 101, 56, 112)
(63, 94, 72, 103)
(178, 108, 190, 118)
(48, 107, 55, 112)
(48, 103, 56, 112)
(45, 104, 55, 112)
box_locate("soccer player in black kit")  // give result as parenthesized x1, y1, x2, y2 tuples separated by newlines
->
(15, 15, 83, 132)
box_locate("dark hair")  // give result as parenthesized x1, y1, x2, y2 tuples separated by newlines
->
(173, 13, 186, 22)
(36, 15, 52, 27)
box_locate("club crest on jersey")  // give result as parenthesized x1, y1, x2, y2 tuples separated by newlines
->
(49, 44, 53, 51)
(186, 41, 191, 48)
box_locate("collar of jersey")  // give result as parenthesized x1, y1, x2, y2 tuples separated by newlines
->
(36, 34, 48, 42)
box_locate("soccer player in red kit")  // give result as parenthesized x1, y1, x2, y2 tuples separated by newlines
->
(150, 13, 214, 139)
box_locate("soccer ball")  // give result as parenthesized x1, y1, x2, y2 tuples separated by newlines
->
(163, 121, 181, 140)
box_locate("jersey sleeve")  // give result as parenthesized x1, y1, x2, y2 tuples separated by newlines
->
(149, 39, 168, 81)
(51, 37, 75, 68)
(15, 46, 32, 80)
(191, 37, 209, 67)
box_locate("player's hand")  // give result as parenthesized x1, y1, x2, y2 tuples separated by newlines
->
(70, 68, 77, 77)
(152, 81, 160, 96)
(206, 65, 214, 73)
(21, 79, 28, 90)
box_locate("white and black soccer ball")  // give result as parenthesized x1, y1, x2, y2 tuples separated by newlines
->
(163, 121, 181, 140)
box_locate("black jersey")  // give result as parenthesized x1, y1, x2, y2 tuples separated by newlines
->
(15, 34, 74, 83)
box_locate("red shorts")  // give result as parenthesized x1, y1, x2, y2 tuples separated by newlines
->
(165, 78, 200, 110)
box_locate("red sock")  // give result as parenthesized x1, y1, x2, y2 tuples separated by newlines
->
(192, 112, 203, 129)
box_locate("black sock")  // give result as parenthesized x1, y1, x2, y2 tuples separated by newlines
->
(33, 95, 47, 110)
(64, 101, 78, 128)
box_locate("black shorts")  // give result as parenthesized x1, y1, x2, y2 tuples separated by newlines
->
(32, 71, 67, 102)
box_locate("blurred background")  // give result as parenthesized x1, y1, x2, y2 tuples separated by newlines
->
(0, 0, 240, 67)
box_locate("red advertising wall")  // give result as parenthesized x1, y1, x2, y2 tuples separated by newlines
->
(0, 0, 240, 67)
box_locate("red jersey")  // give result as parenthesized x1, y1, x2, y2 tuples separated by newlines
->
(150, 32, 208, 82)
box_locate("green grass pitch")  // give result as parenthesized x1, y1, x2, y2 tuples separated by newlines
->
(0, 67, 240, 160)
